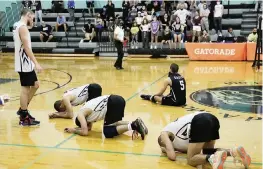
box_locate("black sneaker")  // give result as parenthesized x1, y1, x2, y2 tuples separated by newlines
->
(19, 116, 40, 126)
(137, 118, 148, 135)
(140, 94, 151, 100)
(17, 109, 35, 120)
(132, 118, 146, 140)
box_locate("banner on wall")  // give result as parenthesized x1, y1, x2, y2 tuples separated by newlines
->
(185, 43, 247, 61)
(246, 42, 263, 61)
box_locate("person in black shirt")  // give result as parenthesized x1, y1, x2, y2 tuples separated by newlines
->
(106, 0, 115, 20)
(22, 0, 32, 9)
(40, 22, 53, 42)
(82, 19, 95, 42)
(140, 63, 186, 106)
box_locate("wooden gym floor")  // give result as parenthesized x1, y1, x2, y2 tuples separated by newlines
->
(0, 56, 262, 169)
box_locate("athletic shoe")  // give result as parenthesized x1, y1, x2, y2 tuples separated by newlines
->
(17, 108, 36, 120)
(19, 116, 40, 126)
(140, 94, 151, 100)
(131, 119, 146, 140)
(230, 146, 251, 169)
(137, 118, 148, 135)
(208, 151, 227, 169)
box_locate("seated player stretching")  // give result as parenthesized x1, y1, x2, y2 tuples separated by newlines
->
(158, 111, 251, 169)
(140, 63, 186, 106)
(64, 95, 148, 140)
(49, 83, 102, 119)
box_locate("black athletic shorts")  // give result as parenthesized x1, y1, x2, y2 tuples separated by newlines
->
(18, 70, 38, 86)
(104, 95, 125, 125)
(161, 95, 185, 106)
(189, 113, 220, 143)
(86, 83, 102, 101)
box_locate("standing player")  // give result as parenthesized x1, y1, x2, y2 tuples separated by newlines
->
(140, 63, 186, 106)
(64, 95, 148, 140)
(14, 8, 43, 126)
(49, 83, 102, 119)
(158, 112, 251, 169)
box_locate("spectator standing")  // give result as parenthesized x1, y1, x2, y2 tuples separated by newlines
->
(40, 22, 53, 42)
(192, 11, 202, 42)
(150, 16, 160, 49)
(86, 0, 95, 16)
(161, 24, 172, 49)
(247, 28, 258, 43)
(52, 0, 64, 13)
(129, 6, 138, 21)
(82, 19, 95, 42)
(130, 22, 139, 48)
(22, 0, 32, 9)
(55, 14, 67, 32)
(172, 17, 183, 49)
(67, 0, 75, 22)
(200, 3, 210, 31)
(108, 17, 115, 42)
(254, 1, 262, 11)
(140, 18, 150, 48)
(161, 13, 170, 30)
(214, 0, 224, 34)
(122, 0, 130, 21)
(95, 14, 104, 42)
(106, 0, 115, 20)
(34, 0, 42, 27)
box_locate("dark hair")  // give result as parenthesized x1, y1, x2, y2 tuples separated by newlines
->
(54, 100, 62, 111)
(170, 63, 179, 73)
(20, 8, 34, 17)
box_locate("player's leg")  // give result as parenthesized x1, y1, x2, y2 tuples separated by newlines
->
(28, 81, 39, 105)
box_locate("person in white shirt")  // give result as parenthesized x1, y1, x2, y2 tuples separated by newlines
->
(158, 112, 251, 169)
(200, 3, 210, 31)
(49, 83, 102, 119)
(114, 20, 125, 70)
(64, 95, 148, 140)
(174, 5, 191, 25)
(214, 0, 224, 34)
(14, 8, 43, 126)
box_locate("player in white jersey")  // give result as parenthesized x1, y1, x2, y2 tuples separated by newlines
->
(64, 95, 148, 140)
(14, 8, 43, 126)
(158, 112, 251, 169)
(49, 83, 102, 119)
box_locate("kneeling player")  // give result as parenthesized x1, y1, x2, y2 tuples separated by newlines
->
(64, 95, 148, 140)
(158, 112, 251, 169)
(140, 63, 186, 106)
(49, 83, 102, 119)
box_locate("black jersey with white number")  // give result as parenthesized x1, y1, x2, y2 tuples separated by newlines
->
(169, 73, 186, 105)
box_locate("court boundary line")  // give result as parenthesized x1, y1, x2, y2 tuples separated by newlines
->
(17, 73, 167, 169)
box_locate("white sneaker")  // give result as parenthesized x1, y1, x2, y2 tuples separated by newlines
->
(0, 96, 4, 106)
(230, 146, 251, 169)
(154, 46, 157, 49)
(150, 45, 153, 49)
(208, 151, 227, 169)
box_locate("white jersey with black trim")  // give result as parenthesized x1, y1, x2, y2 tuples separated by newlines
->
(63, 84, 91, 106)
(13, 21, 35, 72)
(162, 111, 203, 152)
(80, 95, 110, 123)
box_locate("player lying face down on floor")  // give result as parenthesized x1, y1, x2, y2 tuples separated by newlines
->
(157, 112, 251, 169)
(140, 63, 186, 106)
(49, 83, 102, 119)
(64, 95, 148, 140)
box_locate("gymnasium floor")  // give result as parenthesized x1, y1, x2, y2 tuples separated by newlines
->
(0, 56, 262, 169)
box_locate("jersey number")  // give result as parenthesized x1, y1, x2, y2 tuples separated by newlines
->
(94, 97, 108, 112)
(180, 80, 185, 90)
(175, 123, 190, 140)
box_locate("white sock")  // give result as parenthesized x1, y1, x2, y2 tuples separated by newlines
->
(128, 123, 132, 131)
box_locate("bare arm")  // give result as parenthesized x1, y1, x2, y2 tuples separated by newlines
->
(19, 26, 38, 65)
(160, 132, 176, 161)
(155, 79, 170, 96)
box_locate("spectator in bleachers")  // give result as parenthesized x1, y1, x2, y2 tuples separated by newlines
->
(210, 28, 218, 42)
(129, 6, 138, 21)
(40, 22, 53, 42)
(122, 0, 130, 22)
(161, 24, 172, 49)
(161, 13, 170, 29)
(130, 22, 139, 48)
(150, 16, 160, 49)
(172, 16, 183, 49)
(55, 14, 67, 32)
(52, 0, 64, 13)
(108, 17, 115, 42)
(200, 3, 210, 32)
(192, 10, 201, 42)
(86, 1, 95, 16)
(140, 18, 150, 48)
(225, 27, 236, 38)
(95, 14, 104, 42)
(135, 11, 143, 27)
(82, 19, 95, 42)
(177, 0, 188, 10)
(254, 1, 262, 11)
(201, 30, 210, 42)
(106, 0, 115, 20)
(247, 28, 258, 43)
(152, 1, 161, 17)
(129, 0, 140, 7)
(198, 0, 205, 11)
(22, 0, 32, 9)
(214, 0, 223, 34)
(34, 0, 42, 27)
(67, 0, 75, 22)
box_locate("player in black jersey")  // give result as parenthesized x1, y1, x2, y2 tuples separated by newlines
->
(140, 63, 186, 106)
